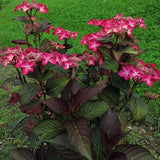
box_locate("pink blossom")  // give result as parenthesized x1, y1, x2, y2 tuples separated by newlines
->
(14, 4, 21, 12)
(153, 70, 160, 82)
(63, 61, 73, 70)
(88, 40, 101, 52)
(58, 30, 70, 41)
(49, 57, 57, 65)
(130, 67, 142, 81)
(87, 19, 102, 26)
(118, 66, 132, 81)
(21, 1, 30, 12)
(113, 14, 123, 20)
(20, 60, 35, 75)
(141, 74, 154, 87)
(53, 27, 64, 35)
(41, 53, 53, 65)
(28, 1, 39, 10)
(70, 31, 78, 39)
(87, 58, 95, 65)
(98, 57, 103, 66)
(38, 3, 48, 13)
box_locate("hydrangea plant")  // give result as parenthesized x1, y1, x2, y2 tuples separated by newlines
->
(0, 1, 159, 160)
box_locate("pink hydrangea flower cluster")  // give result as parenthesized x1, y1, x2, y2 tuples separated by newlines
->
(81, 14, 146, 53)
(0, 45, 22, 66)
(14, 1, 48, 13)
(0, 46, 82, 75)
(118, 59, 160, 87)
(87, 13, 145, 37)
(52, 27, 78, 41)
(80, 51, 103, 66)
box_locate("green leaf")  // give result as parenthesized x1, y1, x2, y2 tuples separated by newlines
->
(19, 83, 39, 104)
(91, 128, 103, 160)
(41, 70, 54, 82)
(46, 144, 64, 160)
(45, 134, 85, 160)
(1, 78, 16, 92)
(101, 58, 119, 72)
(98, 45, 112, 58)
(98, 85, 120, 105)
(11, 148, 36, 160)
(33, 119, 64, 140)
(123, 46, 145, 56)
(112, 49, 124, 62)
(44, 63, 66, 75)
(65, 118, 93, 160)
(27, 68, 41, 81)
(129, 94, 148, 121)
(111, 72, 130, 90)
(45, 77, 69, 96)
(11, 115, 26, 132)
(76, 100, 109, 120)
(118, 113, 128, 131)
(111, 144, 156, 160)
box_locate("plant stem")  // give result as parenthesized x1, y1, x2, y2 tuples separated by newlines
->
(16, 68, 24, 84)
(23, 75, 27, 83)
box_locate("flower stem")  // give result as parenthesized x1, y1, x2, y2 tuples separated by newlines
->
(16, 68, 24, 84)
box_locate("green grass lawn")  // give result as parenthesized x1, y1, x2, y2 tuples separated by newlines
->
(0, 0, 160, 159)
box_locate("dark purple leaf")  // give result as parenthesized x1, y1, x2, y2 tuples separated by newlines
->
(20, 99, 44, 114)
(36, 145, 46, 160)
(43, 97, 69, 115)
(61, 78, 81, 102)
(112, 144, 155, 160)
(100, 109, 121, 140)
(45, 134, 86, 160)
(70, 86, 103, 112)
(39, 39, 51, 50)
(108, 152, 128, 160)
(37, 19, 51, 34)
(11, 39, 32, 46)
(8, 92, 19, 103)
(11, 148, 36, 160)
(64, 44, 73, 49)
(101, 132, 126, 154)
(13, 16, 30, 23)
(65, 118, 93, 160)
(100, 109, 125, 152)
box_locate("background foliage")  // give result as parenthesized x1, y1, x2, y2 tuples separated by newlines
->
(0, 0, 160, 159)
